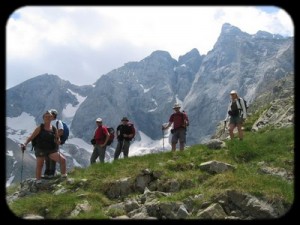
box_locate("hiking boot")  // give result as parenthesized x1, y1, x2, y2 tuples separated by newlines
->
(36, 179, 42, 184)
(61, 174, 68, 179)
(41, 175, 49, 179)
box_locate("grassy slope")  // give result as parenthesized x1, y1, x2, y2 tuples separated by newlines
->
(7, 125, 294, 219)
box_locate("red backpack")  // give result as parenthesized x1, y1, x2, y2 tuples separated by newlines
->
(127, 122, 136, 141)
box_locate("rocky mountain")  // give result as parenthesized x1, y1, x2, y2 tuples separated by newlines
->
(5, 23, 294, 187)
(183, 23, 293, 143)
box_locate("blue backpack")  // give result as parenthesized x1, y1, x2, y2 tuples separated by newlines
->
(56, 120, 69, 145)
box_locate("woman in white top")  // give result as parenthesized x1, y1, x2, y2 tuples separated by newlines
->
(225, 90, 247, 140)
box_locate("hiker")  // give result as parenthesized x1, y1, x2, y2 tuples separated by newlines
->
(114, 117, 135, 160)
(90, 118, 110, 164)
(162, 103, 189, 151)
(42, 109, 64, 178)
(20, 110, 67, 184)
(224, 90, 247, 140)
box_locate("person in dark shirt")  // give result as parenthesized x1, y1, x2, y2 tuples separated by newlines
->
(114, 117, 135, 160)
(43, 109, 64, 178)
(21, 110, 67, 184)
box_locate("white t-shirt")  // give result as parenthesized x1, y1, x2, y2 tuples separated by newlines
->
(51, 119, 64, 130)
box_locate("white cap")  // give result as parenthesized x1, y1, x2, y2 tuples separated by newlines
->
(230, 90, 237, 95)
(49, 109, 58, 116)
(173, 103, 181, 109)
(96, 118, 102, 122)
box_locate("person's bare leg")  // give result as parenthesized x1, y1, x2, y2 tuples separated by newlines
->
(49, 152, 66, 175)
(36, 157, 44, 180)
(228, 123, 236, 140)
(171, 143, 176, 151)
(237, 123, 243, 140)
(179, 142, 184, 151)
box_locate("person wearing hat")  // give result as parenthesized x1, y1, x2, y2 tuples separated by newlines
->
(90, 118, 110, 164)
(114, 117, 135, 160)
(20, 110, 67, 184)
(42, 109, 64, 178)
(162, 103, 189, 151)
(224, 90, 247, 140)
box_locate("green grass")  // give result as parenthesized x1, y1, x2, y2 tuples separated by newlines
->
(7, 126, 294, 219)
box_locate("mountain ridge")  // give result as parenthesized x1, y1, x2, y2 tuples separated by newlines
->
(5, 22, 294, 187)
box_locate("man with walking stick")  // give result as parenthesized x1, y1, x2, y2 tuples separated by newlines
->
(162, 103, 189, 152)
(114, 117, 135, 160)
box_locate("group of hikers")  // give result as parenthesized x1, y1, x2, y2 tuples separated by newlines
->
(20, 90, 247, 184)
(90, 116, 136, 164)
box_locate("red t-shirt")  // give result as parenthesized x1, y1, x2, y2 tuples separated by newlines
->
(169, 112, 189, 129)
(94, 126, 109, 144)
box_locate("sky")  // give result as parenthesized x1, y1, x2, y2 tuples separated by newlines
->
(6, 6, 294, 89)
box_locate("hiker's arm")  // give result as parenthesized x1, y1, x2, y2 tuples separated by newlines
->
(58, 129, 64, 137)
(102, 133, 110, 146)
(57, 121, 64, 136)
(162, 122, 172, 130)
(22, 126, 41, 147)
(240, 99, 247, 119)
(224, 103, 230, 122)
(55, 129, 61, 145)
(184, 114, 189, 127)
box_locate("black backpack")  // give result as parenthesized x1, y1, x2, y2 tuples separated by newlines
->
(105, 126, 115, 146)
(56, 120, 69, 145)
(116, 122, 136, 142)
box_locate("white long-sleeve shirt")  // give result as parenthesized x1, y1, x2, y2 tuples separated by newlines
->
(225, 97, 247, 121)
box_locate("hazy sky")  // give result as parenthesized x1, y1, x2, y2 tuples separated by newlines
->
(6, 6, 294, 89)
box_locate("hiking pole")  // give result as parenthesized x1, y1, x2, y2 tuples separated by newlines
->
(162, 129, 165, 150)
(219, 121, 227, 138)
(162, 123, 166, 150)
(20, 144, 26, 187)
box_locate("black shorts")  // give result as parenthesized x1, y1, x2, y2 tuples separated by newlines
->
(34, 148, 57, 157)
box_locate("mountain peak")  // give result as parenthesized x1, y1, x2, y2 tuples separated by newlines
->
(149, 50, 173, 59)
(221, 23, 242, 35)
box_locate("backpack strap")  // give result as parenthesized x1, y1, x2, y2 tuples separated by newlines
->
(31, 123, 44, 151)
(181, 111, 189, 128)
(52, 125, 57, 134)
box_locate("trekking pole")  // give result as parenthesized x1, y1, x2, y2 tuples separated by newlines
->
(20, 144, 26, 187)
(161, 123, 166, 150)
(219, 121, 227, 138)
(162, 128, 165, 150)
